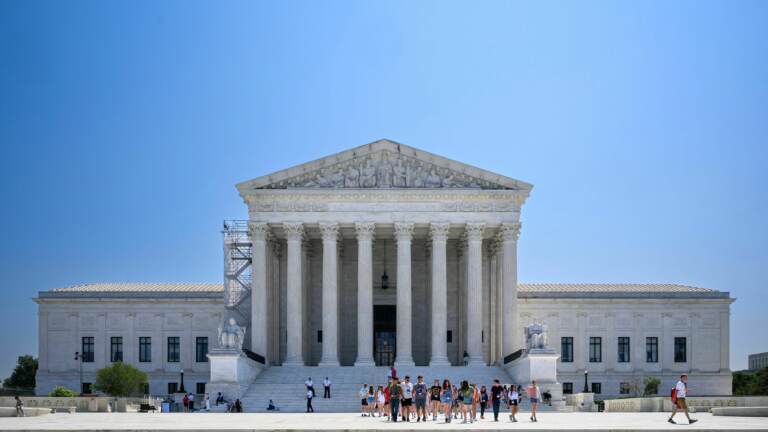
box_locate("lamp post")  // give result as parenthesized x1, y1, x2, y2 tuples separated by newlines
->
(583, 370, 589, 393)
(74, 352, 83, 395)
(179, 368, 186, 393)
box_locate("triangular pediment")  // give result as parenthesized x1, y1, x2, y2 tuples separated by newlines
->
(236, 139, 533, 192)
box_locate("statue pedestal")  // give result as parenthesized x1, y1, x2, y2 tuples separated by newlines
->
(504, 348, 566, 411)
(207, 348, 264, 402)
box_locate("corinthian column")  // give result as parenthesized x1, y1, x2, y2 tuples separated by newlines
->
(318, 223, 340, 366)
(249, 221, 270, 362)
(394, 222, 414, 366)
(429, 222, 451, 366)
(283, 222, 304, 366)
(354, 222, 376, 366)
(499, 222, 521, 359)
(466, 222, 486, 366)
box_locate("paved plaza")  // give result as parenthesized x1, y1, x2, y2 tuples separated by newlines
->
(0, 412, 767, 431)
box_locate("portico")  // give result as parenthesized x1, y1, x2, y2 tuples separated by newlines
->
(235, 140, 532, 367)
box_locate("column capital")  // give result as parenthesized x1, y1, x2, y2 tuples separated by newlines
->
(393, 222, 414, 241)
(248, 221, 271, 241)
(355, 222, 376, 241)
(498, 222, 521, 242)
(429, 222, 450, 241)
(319, 223, 340, 241)
(465, 222, 486, 241)
(283, 222, 305, 241)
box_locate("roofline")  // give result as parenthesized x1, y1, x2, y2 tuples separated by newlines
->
(235, 139, 534, 192)
(37, 291, 224, 300)
(518, 291, 732, 300)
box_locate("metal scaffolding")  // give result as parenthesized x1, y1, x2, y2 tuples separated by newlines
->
(222, 220, 252, 324)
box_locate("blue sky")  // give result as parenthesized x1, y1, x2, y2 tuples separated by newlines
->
(1, 1, 766, 379)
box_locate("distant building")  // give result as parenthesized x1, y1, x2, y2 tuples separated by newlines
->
(748, 352, 768, 370)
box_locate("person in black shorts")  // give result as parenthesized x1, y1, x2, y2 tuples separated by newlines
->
(429, 379, 441, 421)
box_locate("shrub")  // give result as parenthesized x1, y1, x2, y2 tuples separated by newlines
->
(49, 386, 77, 397)
(643, 376, 660, 396)
(94, 363, 148, 397)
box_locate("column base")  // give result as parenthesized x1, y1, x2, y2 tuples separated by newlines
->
(318, 359, 340, 367)
(354, 358, 376, 367)
(282, 359, 305, 367)
(429, 357, 451, 367)
(394, 358, 414, 367)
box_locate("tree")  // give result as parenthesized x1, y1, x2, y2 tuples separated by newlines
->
(94, 363, 148, 397)
(643, 376, 661, 396)
(49, 386, 77, 397)
(734, 368, 768, 396)
(3, 355, 38, 389)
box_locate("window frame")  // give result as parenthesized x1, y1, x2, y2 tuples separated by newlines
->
(617, 336, 630, 363)
(589, 336, 602, 363)
(81, 337, 95, 363)
(167, 336, 180, 363)
(591, 382, 602, 394)
(195, 337, 209, 363)
(139, 337, 152, 363)
(110, 336, 123, 362)
(674, 337, 687, 363)
(561, 337, 574, 363)
(646, 336, 658, 363)
(562, 382, 573, 395)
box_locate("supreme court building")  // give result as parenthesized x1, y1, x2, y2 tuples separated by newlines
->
(35, 140, 734, 399)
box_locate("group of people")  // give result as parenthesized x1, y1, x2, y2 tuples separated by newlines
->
(357, 374, 544, 423)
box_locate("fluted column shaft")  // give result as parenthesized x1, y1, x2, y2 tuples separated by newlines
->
(394, 222, 414, 366)
(283, 222, 304, 366)
(319, 223, 340, 366)
(466, 222, 485, 365)
(354, 222, 375, 366)
(249, 222, 270, 361)
(429, 222, 451, 366)
(500, 222, 521, 358)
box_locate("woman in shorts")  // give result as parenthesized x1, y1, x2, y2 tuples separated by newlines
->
(367, 385, 376, 416)
(527, 380, 540, 422)
(429, 379, 441, 421)
(508, 384, 519, 422)
(359, 383, 369, 416)
(460, 381, 473, 423)
(440, 379, 453, 423)
(376, 385, 386, 417)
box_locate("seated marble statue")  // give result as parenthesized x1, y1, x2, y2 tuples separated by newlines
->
(524, 321, 549, 350)
(217, 317, 246, 350)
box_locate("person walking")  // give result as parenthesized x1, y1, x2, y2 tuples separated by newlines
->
(508, 384, 519, 422)
(306, 388, 314, 413)
(459, 381, 472, 423)
(204, 392, 211, 411)
(383, 381, 391, 419)
(182, 393, 189, 413)
(14, 396, 24, 417)
(440, 379, 453, 423)
(413, 375, 428, 422)
(323, 377, 332, 399)
(669, 374, 698, 424)
(527, 380, 540, 422)
(479, 385, 488, 420)
(490, 379, 503, 422)
(188, 392, 195, 412)
(388, 377, 403, 422)
(470, 383, 479, 421)
(429, 379, 441, 421)
(305, 377, 315, 398)
(377, 385, 386, 417)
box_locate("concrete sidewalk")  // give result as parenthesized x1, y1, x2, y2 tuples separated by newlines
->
(0, 412, 767, 431)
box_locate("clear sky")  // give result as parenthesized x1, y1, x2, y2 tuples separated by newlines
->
(1, 1, 766, 379)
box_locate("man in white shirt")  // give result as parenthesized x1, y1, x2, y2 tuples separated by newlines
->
(668, 374, 697, 424)
(305, 377, 315, 398)
(323, 377, 332, 398)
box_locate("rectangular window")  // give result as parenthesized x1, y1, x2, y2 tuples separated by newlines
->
(561, 337, 574, 362)
(167, 337, 180, 363)
(82, 382, 92, 394)
(168, 382, 178, 394)
(110, 337, 123, 362)
(591, 382, 602, 394)
(447, 330, 453, 343)
(562, 382, 573, 394)
(674, 337, 687, 363)
(81, 337, 94, 363)
(196, 382, 206, 394)
(646, 337, 658, 363)
(317, 330, 322, 343)
(139, 337, 152, 362)
(617, 337, 630, 363)
(196, 337, 208, 363)
(619, 382, 631, 394)
(589, 337, 602, 363)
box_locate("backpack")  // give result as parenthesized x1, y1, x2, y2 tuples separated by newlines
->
(670, 387, 677, 403)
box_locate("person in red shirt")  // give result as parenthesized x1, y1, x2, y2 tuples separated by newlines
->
(383, 384, 391, 419)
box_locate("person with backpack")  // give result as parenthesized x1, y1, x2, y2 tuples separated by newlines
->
(388, 377, 403, 422)
(669, 374, 698, 424)
(413, 375, 428, 422)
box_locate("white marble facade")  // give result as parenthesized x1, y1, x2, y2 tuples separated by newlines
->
(34, 140, 734, 397)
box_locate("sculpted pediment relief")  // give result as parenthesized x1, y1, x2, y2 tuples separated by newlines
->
(237, 140, 533, 193)
(267, 151, 516, 190)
